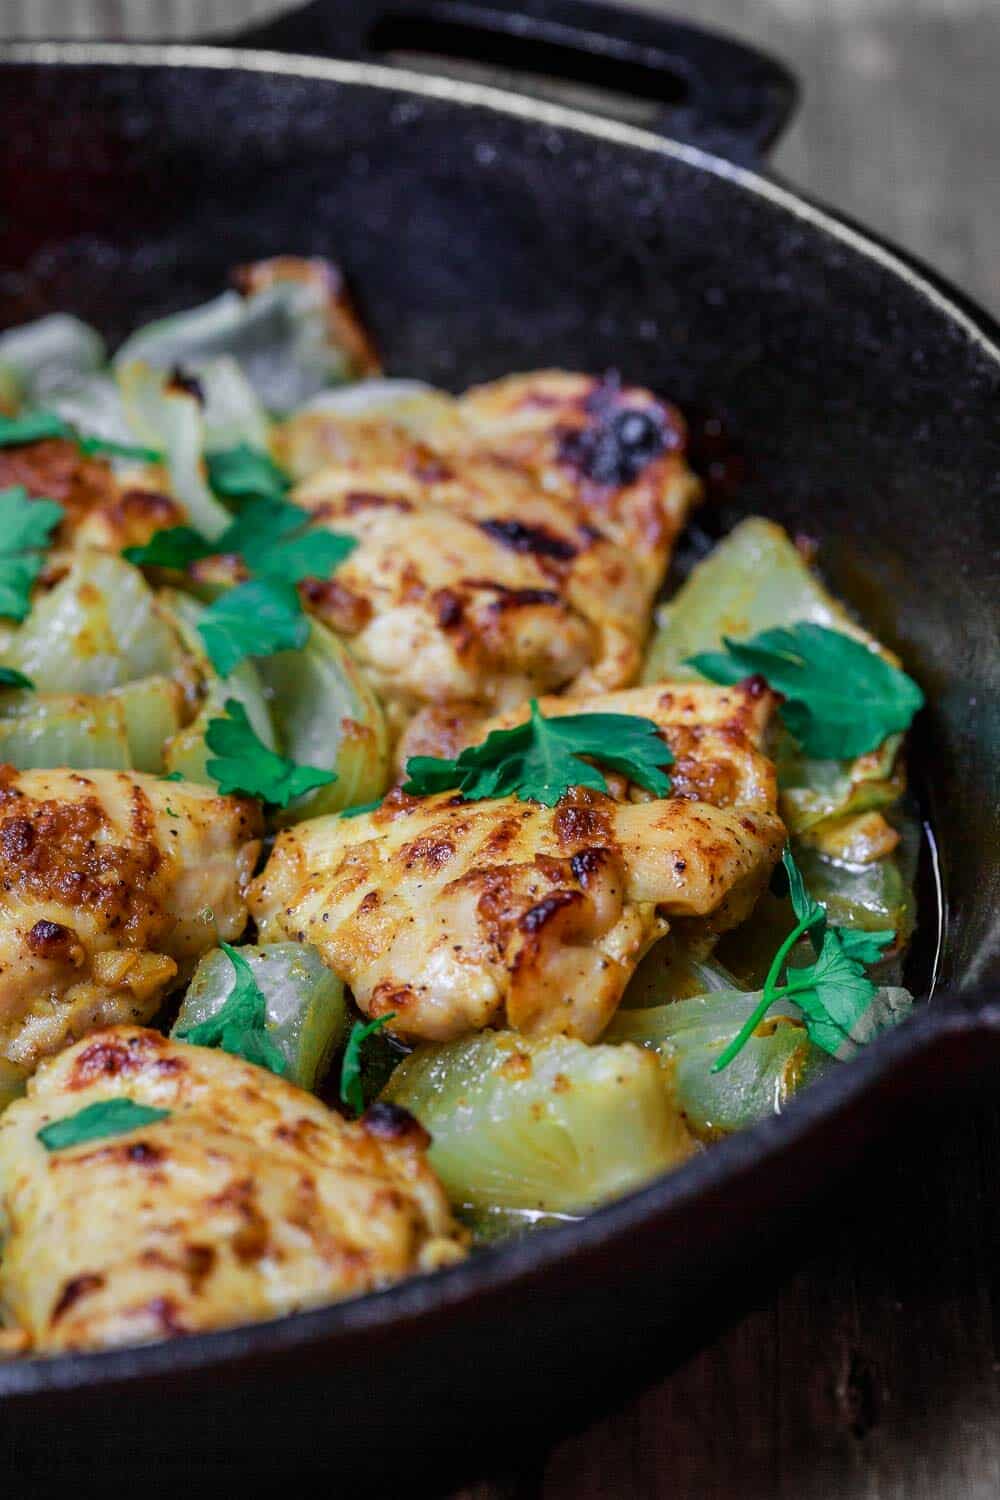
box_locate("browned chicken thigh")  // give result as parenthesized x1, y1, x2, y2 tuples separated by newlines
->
(280, 370, 701, 730)
(250, 681, 785, 1044)
(0, 769, 261, 1074)
(0, 1027, 465, 1352)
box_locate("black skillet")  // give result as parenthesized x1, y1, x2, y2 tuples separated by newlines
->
(0, 2, 997, 1489)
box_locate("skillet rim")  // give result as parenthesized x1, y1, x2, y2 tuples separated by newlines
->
(0, 39, 996, 1397)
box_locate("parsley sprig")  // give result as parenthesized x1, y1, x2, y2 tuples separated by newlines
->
(205, 443, 291, 505)
(0, 407, 162, 464)
(37, 1098, 171, 1152)
(205, 697, 335, 806)
(197, 578, 309, 676)
(0, 486, 64, 621)
(402, 698, 674, 808)
(712, 847, 894, 1072)
(175, 941, 286, 1075)
(688, 621, 923, 759)
(125, 494, 355, 588)
(124, 446, 355, 678)
(340, 1013, 396, 1115)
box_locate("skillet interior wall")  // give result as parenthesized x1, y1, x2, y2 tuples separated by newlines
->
(0, 56, 997, 991)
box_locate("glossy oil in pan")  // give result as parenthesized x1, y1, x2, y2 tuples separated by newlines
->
(0, 8, 997, 1487)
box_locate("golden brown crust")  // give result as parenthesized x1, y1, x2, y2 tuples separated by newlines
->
(0, 769, 262, 1072)
(278, 369, 701, 723)
(250, 682, 784, 1044)
(0, 439, 184, 567)
(0, 1028, 465, 1352)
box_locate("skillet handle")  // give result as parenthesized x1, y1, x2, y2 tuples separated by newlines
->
(223, 0, 798, 161)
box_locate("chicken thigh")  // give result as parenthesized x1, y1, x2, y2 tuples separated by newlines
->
(0, 768, 261, 1072)
(0, 1026, 464, 1352)
(250, 681, 785, 1043)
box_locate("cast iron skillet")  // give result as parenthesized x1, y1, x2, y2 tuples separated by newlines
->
(0, 1, 997, 1487)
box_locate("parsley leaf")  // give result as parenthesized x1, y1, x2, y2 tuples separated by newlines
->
(249, 526, 357, 585)
(197, 577, 308, 676)
(125, 495, 356, 586)
(123, 524, 217, 570)
(216, 495, 356, 585)
(0, 409, 163, 464)
(0, 666, 33, 690)
(784, 928, 895, 1055)
(175, 940, 287, 1075)
(0, 487, 64, 621)
(0, 409, 70, 447)
(205, 696, 336, 806)
(77, 434, 163, 464)
(37, 1098, 170, 1152)
(340, 1013, 396, 1115)
(687, 622, 923, 759)
(402, 698, 674, 807)
(712, 847, 895, 1071)
(339, 798, 384, 819)
(782, 844, 827, 954)
(206, 444, 290, 505)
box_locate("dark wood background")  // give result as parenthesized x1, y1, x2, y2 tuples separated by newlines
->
(4, 3, 999, 1494)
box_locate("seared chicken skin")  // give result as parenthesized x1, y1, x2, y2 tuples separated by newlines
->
(281, 371, 701, 728)
(0, 435, 186, 558)
(0, 1027, 465, 1352)
(0, 769, 261, 1073)
(250, 681, 785, 1044)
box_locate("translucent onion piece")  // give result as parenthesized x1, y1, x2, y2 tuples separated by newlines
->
(642, 517, 907, 837)
(605, 990, 822, 1138)
(0, 313, 106, 406)
(172, 942, 347, 1091)
(110, 676, 186, 774)
(115, 283, 357, 412)
(643, 517, 881, 683)
(194, 356, 271, 453)
(259, 619, 391, 823)
(117, 361, 231, 538)
(3, 551, 186, 694)
(383, 1031, 695, 1214)
(0, 693, 131, 769)
(158, 589, 275, 782)
(44, 373, 137, 453)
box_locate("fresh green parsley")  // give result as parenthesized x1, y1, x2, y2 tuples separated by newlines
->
(340, 1013, 396, 1116)
(205, 696, 335, 806)
(197, 577, 309, 676)
(245, 524, 356, 586)
(0, 409, 70, 447)
(37, 1098, 171, 1153)
(687, 621, 924, 760)
(206, 444, 291, 505)
(712, 847, 894, 1071)
(402, 698, 674, 807)
(217, 495, 356, 585)
(125, 495, 355, 587)
(0, 407, 163, 464)
(159, 770, 186, 782)
(77, 433, 164, 464)
(124, 524, 217, 571)
(0, 665, 33, 689)
(175, 941, 286, 1075)
(0, 487, 64, 621)
(339, 798, 384, 819)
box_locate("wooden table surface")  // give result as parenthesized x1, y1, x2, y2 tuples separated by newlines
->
(4, 3, 998, 1496)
